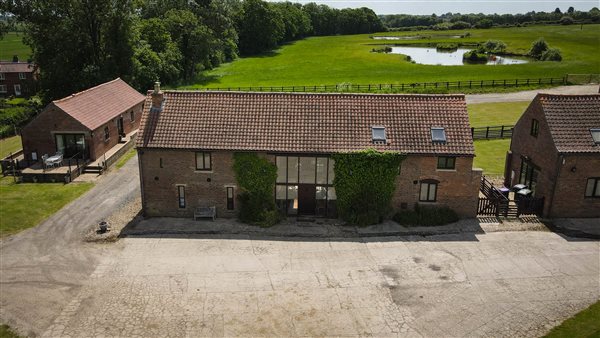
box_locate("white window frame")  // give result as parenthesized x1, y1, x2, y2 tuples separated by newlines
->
(0, 85, 6, 93)
(14, 84, 21, 96)
(419, 181, 438, 202)
(0, 72, 5, 80)
(19, 72, 26, 80)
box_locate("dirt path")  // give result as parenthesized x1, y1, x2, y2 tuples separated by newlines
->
(0, 155, 140, 337)
(466, 84, 599, 104)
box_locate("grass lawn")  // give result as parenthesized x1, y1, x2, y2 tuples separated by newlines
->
(474, 139, 510, 177)
(185, 24, 600, 89)
(467, 101, 530, 127)
(0, 177, 93, 238)
(0, 32, 31, 61)
(544, 301, 600, 338)
(0, 136, 22, 159)
(0, 325, 21, 338)
(115, 148, 136, 169)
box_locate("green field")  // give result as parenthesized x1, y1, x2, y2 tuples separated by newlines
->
(0, 32, 31, 61)
(468, 101, 529, 127)
(186, 24, 600, 89)
(0, 177, 93, 237)
(0, 136, 22, 159)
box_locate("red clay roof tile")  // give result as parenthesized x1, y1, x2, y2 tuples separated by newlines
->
(53, 78, 145, 131)
(137, 91, 475, 155)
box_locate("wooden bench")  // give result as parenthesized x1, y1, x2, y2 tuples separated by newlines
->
(194, 206, 216, 221)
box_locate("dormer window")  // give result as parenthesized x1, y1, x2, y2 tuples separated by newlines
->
(372, 126, 386, 144)
(431, 127, 446, 144)
(591, 128, 600, 145)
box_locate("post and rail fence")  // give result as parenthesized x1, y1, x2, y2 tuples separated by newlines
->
(199, 76, 567, 93)
(471, 125, 514, 140)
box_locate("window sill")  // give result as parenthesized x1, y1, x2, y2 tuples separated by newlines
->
(195, 170, 213, 173)
(436, 169, 456, 172)
(418, 201, 438, 204)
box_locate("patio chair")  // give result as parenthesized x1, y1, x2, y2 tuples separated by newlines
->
(41, 154, 48, 166)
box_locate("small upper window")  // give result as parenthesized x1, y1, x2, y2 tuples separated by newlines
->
(104, 126, 109, 141)
(431, 127, 446, 144)
(372, 126, 386, 143)
(19, 72, 26, 80)
(590, 129, 600, 145)
(0, 85, 6, 93)
(437, 156, 456, 170)
(530, 119, 539, 137)
(195, 152, 212, 171)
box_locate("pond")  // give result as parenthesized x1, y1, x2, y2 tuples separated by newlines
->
(389, 46, 529, 66)
(372, 35, 462, 40)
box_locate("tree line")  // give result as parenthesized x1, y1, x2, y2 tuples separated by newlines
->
(2, 0, 383, 102)
(381, 7, 600, 30)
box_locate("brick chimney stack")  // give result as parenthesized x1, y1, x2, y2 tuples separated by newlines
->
(151, 81, 164, 112)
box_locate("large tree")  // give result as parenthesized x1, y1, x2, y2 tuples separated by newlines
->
(5, 0, 136, 101)
(236, 0, 284, 55)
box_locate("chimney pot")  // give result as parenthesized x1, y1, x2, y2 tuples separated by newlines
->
(151, 81, 164, 112)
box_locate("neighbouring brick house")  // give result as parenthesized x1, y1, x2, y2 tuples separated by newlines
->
(0, 59, 38, 97)
(137, 85, 482, 220)
(21, 78, 145, 162)
(504, 94, 600, 218)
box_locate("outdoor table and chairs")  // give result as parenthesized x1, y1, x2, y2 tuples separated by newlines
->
(43, 153, 63, 168)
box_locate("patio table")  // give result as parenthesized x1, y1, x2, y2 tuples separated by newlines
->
(45, 154, 63, 167)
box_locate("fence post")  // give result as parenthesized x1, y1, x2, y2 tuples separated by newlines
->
(486, 126, 490, 139)
(504, 79, 506, 87)
(550, 78, 553, 85)
(492, 80, 495, 87)
(480, 80, 483, 88)
(471, 127, 474, 137)
(469, 80, 472, 88)
(515, 79, 518, 87)
(500, 125, 505, 138)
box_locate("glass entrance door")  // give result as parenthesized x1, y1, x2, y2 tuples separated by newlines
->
(298, 185, 316, 215)
(55, 134, 86, 158)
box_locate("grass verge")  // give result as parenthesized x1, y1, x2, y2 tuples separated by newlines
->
(0, 324, 22, 338)
(544, 301, 600, 338)
(0, 32, 31, 61)
(0, 136, 22, 159)
(473, 139, 510, 177)
(115, 148, 136, 169)
(0, 177, 94, 237)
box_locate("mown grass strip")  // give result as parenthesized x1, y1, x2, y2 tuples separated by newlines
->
(544, 301, 600, 338)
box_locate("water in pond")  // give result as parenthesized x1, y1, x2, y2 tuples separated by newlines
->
(372, 35, 462, 40)
(389, 46, 529, 66)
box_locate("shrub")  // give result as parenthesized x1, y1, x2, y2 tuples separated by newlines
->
(483, 40, 506, 53)
(332, 149, 404, 226)
(233, 152, 280, 226)
(475, 19, 493, 28)
(559, 16, 574, 25)
(529, 37, 549, 59)
(436, 43, 458, 50)
(541, 47, 563, 61)
(449, 21, 471, 30)
(463, 50, 487, 63)
(393, 205, 459, 227)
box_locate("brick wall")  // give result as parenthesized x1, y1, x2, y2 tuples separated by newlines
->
(21, 104, 90, 161)
(392, 155, 481, 218)
(549, 154, 600, 217)
(506, 101, 559, 217)
(89, 102, 144, 160)
(139, 149, 243, 218)
(0, 71, 37, 97)
(139, 149, 481, 219)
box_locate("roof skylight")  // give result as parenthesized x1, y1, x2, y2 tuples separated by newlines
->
(431, 127, 447, 144)
(372, 126, 386, 143)
(591, 128, 600, 144)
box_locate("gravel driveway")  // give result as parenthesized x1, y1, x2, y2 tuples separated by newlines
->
(0, 155, 140, 337)
(40, 230, 599, 337)
(466, 84, 599, 103)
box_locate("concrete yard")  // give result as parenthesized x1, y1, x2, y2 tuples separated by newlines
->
(41, 231, 598, 337)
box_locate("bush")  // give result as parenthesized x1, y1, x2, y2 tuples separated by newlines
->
(529, 37, 549, 59)
(541, 47, 563, 61)
(436, 43, 458, 50)
(332, 149, 404, 226)
(233, 152, 280, 226)
(463, 50, 487, 63)
(482, 40, 506, 53)
(560, 16, 574, 25)
(393, 205, 459, 227)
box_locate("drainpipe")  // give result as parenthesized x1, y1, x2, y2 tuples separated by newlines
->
(137, 149, 146, 217)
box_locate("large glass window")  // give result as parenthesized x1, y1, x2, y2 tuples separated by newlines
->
(519, 159, 540, 194)
(178, 186, 186, 208)
(420, 181, 438, 202)
(275, 155, 336, 217)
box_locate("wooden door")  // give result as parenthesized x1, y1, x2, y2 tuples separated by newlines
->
(298, 184, 316, 215)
